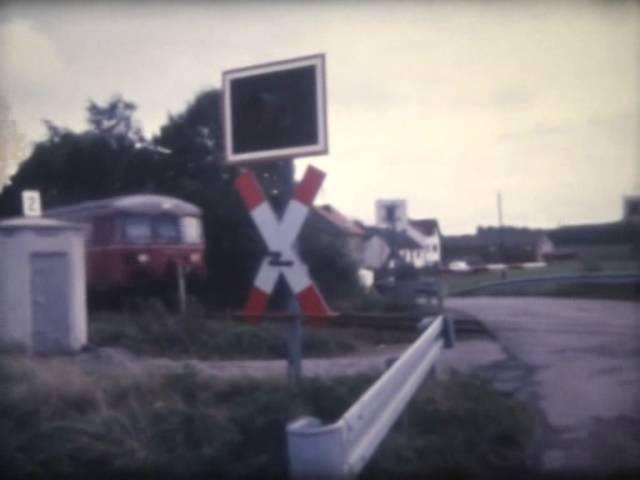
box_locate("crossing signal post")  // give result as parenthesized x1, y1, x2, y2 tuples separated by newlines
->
(223, 54, 330, 388)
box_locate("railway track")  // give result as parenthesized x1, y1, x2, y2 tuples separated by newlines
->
(233, 311, 490, 336)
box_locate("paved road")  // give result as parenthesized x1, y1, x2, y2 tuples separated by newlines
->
(447, 297, 640, 474)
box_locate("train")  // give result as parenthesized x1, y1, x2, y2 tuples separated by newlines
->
(45, 194, 206, 305)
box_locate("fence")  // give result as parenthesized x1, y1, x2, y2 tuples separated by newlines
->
(287, 315, 455, 479)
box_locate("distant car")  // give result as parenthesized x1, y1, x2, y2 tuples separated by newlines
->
(485, 263, 507, 271)
(447, 260, 471, 272)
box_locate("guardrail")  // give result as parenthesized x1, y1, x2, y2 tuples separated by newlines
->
(450, 272, 640, 296)
(287, 315, 455, 479)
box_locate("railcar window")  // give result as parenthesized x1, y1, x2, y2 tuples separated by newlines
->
(124, 215, 152, 244)
(180, 216, 202, 244)
(154, 215, 180, 244)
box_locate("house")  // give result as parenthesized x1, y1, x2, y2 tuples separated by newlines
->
(303, 204, 367, 264)
(404, 219, 442, 267)
(443, 226, 554, 265)
(362, 227, 419, 270)
(362, 218, 443, 270)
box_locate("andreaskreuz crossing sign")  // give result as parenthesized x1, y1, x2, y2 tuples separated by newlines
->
(235, 165, 333, 320)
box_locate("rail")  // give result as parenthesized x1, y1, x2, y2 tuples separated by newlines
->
(286, 315, 455, 479)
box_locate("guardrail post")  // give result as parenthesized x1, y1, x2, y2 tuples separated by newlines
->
(287, 417, 348, 480)
(442, 315, 456, 349)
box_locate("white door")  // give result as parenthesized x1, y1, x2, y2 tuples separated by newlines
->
(30, 252, 70, 354)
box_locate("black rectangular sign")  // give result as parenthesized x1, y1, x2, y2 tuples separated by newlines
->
(223, 54, 327, 164)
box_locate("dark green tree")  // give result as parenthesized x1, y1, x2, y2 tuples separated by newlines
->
(154, 90, 264, 308)
(0, 96, 156, 215)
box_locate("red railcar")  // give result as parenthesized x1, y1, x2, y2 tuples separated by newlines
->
(45, 194, 206, 301)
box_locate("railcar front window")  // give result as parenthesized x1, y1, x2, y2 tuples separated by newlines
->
(124, 216, 152, 244)
(180, 216, 203, 244)
(154, 216, 180, 244)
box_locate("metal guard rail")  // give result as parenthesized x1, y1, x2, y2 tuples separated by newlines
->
(287, 315, 455, 479)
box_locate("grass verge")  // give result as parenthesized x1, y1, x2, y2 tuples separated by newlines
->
(0, 352, 533, 479)
(89, 307, 414, 360)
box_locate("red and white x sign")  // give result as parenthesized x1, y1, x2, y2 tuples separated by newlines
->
(235, 165, 333, 321)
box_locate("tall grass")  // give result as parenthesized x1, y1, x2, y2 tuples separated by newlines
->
(0, 352, 534, 479)
(89, 307, 412, 361)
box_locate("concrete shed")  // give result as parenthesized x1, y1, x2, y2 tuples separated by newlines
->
(0, 217, 87, 354)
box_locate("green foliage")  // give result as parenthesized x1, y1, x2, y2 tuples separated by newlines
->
(362, 374, 535, 479)
(89, 310, 405, 360)
(0, 97, 157, 214)
(0, 355, 534, 479)
(547, 222, 640, 246)
(299, 215, 364, 305)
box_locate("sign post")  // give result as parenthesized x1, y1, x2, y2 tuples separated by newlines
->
(223, 54, 330, 389)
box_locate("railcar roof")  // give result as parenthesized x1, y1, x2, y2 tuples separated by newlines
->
(45, 194, 202, 217)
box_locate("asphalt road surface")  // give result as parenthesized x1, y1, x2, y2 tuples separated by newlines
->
(447, 297, 640, 475)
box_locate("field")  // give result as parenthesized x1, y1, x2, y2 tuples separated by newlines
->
(0, 350, 534, 479)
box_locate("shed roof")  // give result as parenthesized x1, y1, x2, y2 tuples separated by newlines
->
(0, 217, 84, 231)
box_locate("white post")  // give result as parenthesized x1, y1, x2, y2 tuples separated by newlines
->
(287, 418, 348, 479)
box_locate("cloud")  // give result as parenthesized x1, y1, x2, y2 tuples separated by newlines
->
(0, 19, 70, 97)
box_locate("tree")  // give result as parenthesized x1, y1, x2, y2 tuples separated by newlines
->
(0, 95, 155, 216)
(154, 90, 264, 308)
(87, 95, 146, 147)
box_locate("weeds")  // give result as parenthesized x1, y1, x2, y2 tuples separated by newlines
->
(89, 309, 412, 360)
(0, 353, 534, 479)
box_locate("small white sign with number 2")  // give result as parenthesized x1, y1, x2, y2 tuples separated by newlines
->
(22, 190, 42, 217)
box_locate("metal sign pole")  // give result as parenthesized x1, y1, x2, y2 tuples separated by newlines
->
(280, 159, 304, 389)
(234, 161, 332, 395)
(288, 291, 303, 388)
(176, 261, 187, 314)
(260, 158, 304, 389)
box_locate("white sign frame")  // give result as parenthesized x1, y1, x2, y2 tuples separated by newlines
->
(22, 190, 42, 217)
(222, 54, 328, 165)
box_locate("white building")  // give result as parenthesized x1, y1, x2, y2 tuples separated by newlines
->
(400, 219, 442, 268)
(362, 219, 442, 270)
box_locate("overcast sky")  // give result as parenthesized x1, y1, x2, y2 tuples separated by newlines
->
(1, 0, 638, 234)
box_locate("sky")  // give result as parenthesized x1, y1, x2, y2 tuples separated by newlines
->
(0, 0, 638, 234)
